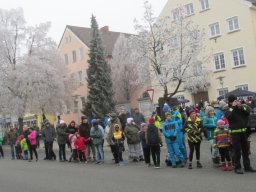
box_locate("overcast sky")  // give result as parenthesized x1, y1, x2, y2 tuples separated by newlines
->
(1, 0, 167, 43)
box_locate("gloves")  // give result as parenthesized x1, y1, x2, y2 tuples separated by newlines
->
(170, 136, 177, 141)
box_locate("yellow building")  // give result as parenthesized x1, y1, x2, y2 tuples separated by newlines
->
(155, 0, 256, 104)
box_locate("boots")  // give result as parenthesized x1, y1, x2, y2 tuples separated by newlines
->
(221, 162, 227, 171)
(197, 161, 203, 168)
(226, 162, 233, 171)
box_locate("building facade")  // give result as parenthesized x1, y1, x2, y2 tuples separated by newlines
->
(58, 25, 145, 124)
(154, 0, 256, 104)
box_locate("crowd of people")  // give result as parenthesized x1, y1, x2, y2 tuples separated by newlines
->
(0, 95, 255, 174)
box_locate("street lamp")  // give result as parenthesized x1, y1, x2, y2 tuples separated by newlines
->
(216, 76, 225, 99)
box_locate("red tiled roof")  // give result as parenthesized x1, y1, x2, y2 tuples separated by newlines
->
(66, 25, 131, 56)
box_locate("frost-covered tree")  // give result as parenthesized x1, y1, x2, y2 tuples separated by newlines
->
(110, 34, 149, 102)
(82, 15, 115, 119)
(133, 1, 210, 100)
(0, 8, 75, 132)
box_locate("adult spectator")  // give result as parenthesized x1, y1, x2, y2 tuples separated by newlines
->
(42, 119, 56, 160)
(133, 108, 145, 126)
(224, 95, 256, 174)
(56, 120, 68, 162)
(6, 127, 18, 160)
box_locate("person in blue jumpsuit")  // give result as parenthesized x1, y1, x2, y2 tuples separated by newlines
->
(172, 108, 187, 161)
(162, 112, 185, 168)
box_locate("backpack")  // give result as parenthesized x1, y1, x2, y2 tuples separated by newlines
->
(147, 125, 159, 145)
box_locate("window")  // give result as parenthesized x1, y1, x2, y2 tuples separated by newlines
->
(66, 100, 70, 114)
(78, 71, 83, 85)
(214, 53, 225, 70)
(227, 17, 239, 32)
(231, 48, 245, 67)
(185, 3, 194, 16)
(235, 84, 248, 91)
(200, 0, 209, 11)
(79, 48, 84, 60)
(72, 50, 76, 63)
(64, 54, 69, 65)
(170, 37, 178, 47)
(80, 97, 86, 109)
(209, 22, 220, 37)
(218, 88, 228, 97)
(73, 96, 78, 113)
(171, 9, 179, 21)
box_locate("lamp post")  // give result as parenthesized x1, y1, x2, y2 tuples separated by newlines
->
(216, 76, 225, 99)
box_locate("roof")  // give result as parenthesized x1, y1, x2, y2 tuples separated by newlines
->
(64, 25, 131, 56)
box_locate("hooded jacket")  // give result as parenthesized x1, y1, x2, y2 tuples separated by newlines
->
(124, 124, 140, 144)
(20, 138, 29, 151)
(28, 130, 37, 145)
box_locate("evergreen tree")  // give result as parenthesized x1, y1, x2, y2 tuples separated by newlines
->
(82, 15, 115, 119)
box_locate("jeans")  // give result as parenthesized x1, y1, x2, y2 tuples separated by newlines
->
(94, 144, 104, 163)
(9, 142, 15, 159)
(58, 144, 66, 161)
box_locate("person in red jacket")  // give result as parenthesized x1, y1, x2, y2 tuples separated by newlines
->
(74, 132, 90, 163)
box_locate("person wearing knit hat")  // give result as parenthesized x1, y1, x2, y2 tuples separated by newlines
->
(184, 108, 203, 169)
(224, 94, 256, 174)
(146, 117, 163, 168)
(124, 117, 144, 162)
(203, 105, 219, 165)
(214, 119, 232, 171)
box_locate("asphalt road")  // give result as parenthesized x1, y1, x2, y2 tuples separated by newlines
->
(0, 134, 256, 192)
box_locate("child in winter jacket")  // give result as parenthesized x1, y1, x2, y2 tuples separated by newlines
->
(68, 133, 77, 162)
(203, 106, 219, 165)
(214, 119, 232, 171)
(112, 124, 125, 165)
(15, 139, 22, 159)
(74, 132, 91, 163)
(162, 112, 185, 168)
(20, 135, 29, 160)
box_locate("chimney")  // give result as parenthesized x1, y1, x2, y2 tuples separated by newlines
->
(100, 26, 109, 32)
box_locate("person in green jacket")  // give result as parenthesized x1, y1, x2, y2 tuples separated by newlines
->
(0, 135, 4, 158)
(20, 135, 28, 160)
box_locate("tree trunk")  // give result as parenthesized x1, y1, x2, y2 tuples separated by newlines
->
(163, 85, 168, 101)
(18, 117, 23, 134)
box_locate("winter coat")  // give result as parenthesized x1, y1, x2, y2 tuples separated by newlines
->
(7, 130, 18, 143)
(79, 123, 91, 139)
(74, 137, 90, 151)
(213, 128, 231, 148)
(90, 126, 104, 145)
(184, 117, 203, 143)
(146, 124, 162, 146)
(42, 125, 56, 142)
(162, 120, 178, 144)
(112, 130, 125, 144)
(215, 108, 224, 121)
(133, 112, 145, 126)
(28, 130, 37, 145)
(107, 118, 122, 145)
(20, 138, 28, 151)
(0, 136, 3, 146)
(57, 125, 68, 145)
(203, 115, 217, 140)
(139, 131, 148, 148)
(124, 124, 140, 144)
(224, 104, 250, 131)
(66, 123, 77, 134)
